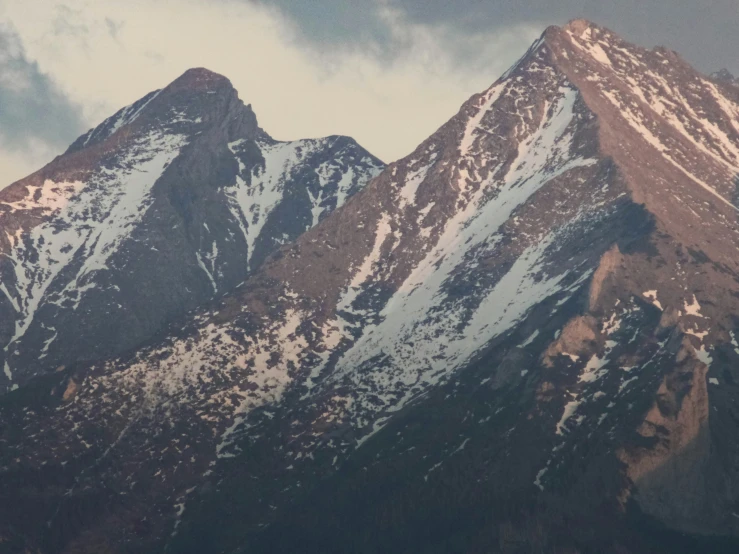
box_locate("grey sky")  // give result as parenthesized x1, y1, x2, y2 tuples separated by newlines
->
(259, 0, 739, 74)
(0, 25, 85, 155)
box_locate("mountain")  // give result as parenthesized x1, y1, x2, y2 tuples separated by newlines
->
(3, 19, 739, 554)
(711, 68, 739, 87)
(0, 68, 383, 393)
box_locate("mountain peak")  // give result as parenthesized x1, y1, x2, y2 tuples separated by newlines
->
(5, 18, 739, 554)
(563, 18, 599, 35)
(64, 67, 250, 155)
(0, 62, 384, 392)
(536, 19, 618, 62)
(169, 67, 233, 91)
(711, 68, 738, 84)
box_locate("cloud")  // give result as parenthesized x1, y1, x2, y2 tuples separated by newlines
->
(104, 17, 124, 40)
(0, 23, 86, 182)
(50, 4, 90, 41)
(259, 0, 739, 75)
(0, 0, 541, 173)
(250, 0, 393, 51)
(248, 0, 544, 65)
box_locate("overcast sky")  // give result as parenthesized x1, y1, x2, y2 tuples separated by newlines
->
(1, 0, 737, 184)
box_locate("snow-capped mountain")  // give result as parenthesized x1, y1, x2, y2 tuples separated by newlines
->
(0, 68, 383, 392)
(2, 20, 739, 554)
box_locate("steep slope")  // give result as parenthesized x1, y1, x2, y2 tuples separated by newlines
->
(0, 68, 383, 392)
(2, 20, 739, 554)
(246, 22, 739, 553)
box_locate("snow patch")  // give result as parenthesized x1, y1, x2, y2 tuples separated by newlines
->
(2, 129, 188, 379)
(684, 295, 703, 317)
(642, 290, 663, 311)
(459, 84, 505, 156)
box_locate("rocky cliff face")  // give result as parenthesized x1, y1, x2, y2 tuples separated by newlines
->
(2, 20, 739, 554)
(0, 68, 383, 393)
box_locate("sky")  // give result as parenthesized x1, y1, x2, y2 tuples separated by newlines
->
(1, 0, 737, 185)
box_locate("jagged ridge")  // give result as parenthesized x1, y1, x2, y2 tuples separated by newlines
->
(0, 67, 383, 392)
(2, 20, 739, 554)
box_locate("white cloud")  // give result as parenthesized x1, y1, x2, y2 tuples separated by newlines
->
(0, 139, 58, 184)
(0, 0, 542, 184)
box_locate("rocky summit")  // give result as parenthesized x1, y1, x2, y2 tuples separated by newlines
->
(711, 68, 739, 87)
(2, 19, 739, 554)
(0, 68, 383, 393)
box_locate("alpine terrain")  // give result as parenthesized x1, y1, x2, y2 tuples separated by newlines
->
(2, 19, 739, 554)
(0, 68, 383, 393)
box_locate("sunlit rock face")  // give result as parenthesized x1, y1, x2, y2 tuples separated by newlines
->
(0, 68, 383, 392)
(2, 20, 739, 554)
